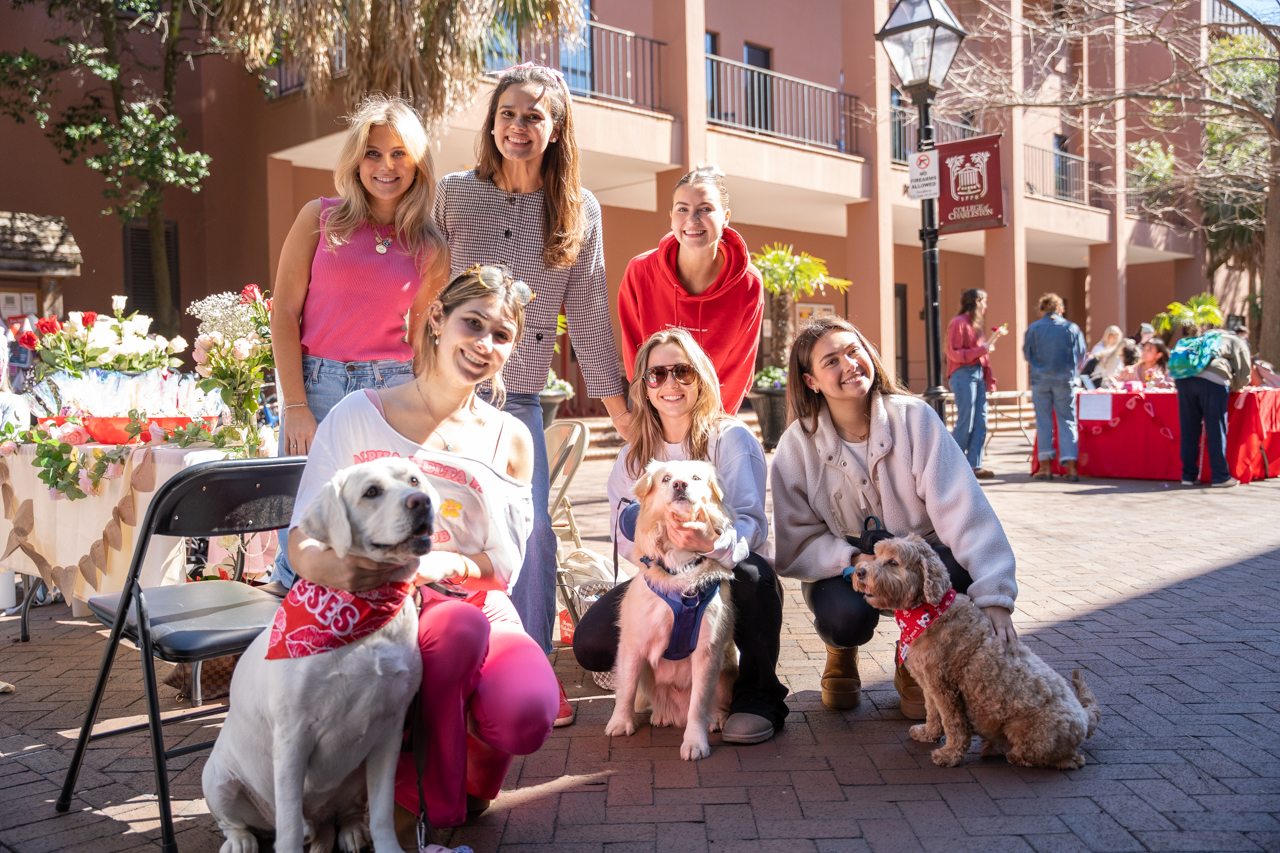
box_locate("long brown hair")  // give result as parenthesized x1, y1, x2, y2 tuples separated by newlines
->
(786, 316, 901, 436)
(475, 66, 584, 269)
(413, 264, 530, 409)
(624, 329, 730, 478)
(959, 288, 986, 327)
(325, 93, 446, 272)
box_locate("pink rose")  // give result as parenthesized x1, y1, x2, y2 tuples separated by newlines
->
(104, 461, 125, 480)
(77, 468, 98, 497)
(60, 425, 90, 446)
(192, 347, 208, 365)
(49, 488, 65, 501)
(231, 339, 253, 360)
(148, 424, 167, 444)
(0, 440, 16, 457)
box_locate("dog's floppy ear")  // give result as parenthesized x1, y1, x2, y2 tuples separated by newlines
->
(708, 472, 725, 505)
(633, 459, 662, 499)
(299, 471, 353, 559)
(909, 534, 952, 606)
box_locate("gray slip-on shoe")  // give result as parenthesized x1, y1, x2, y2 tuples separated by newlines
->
(720, 712, 775, 744)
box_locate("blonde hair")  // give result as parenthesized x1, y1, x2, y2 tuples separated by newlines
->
(324, 93, 446, 273)
(476, 66, 584, 269)
(625, 329, 731, 478)
(412, 264, 529, 409)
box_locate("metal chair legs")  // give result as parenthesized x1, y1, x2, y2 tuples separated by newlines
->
(19, 576, 44, 642)
(135, 591, 178, 853)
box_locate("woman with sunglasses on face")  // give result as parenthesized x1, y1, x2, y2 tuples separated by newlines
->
(271, 94, 448, 588)
(433, 65, 628, 720)
(285, 265, 558, 832)
(571, 329, 790, 745)
(771, 316, 1018, 719)
(618, 167, 764, 414)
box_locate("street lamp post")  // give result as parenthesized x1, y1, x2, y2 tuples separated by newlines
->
(875, 0, 968, 420)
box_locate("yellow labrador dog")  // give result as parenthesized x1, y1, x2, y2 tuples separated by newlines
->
(203, 458, 437, 853)
(605, 459, 737, 761)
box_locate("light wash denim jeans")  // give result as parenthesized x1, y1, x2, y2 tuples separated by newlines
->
(272, 355, 414, 588)
(480, 391, 556, 655)
(1031, 382, 1078, 462)
(948, 364, 988, 469)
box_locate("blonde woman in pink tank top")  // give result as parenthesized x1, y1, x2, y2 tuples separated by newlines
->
(271, 94, 449, 587)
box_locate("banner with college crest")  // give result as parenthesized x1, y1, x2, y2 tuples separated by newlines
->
(937, 133, 1005, 235)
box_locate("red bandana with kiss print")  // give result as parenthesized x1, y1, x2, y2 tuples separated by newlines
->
(265, 578, 415, 660)
(894, 588, 957, 664)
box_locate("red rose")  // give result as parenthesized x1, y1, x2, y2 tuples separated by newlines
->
(263, 297, 273, 313)
(240, 284, 263, 304)
(81, 311, 98, 327)
(35, 317, 61, 335)
(18, 331, 38, 350)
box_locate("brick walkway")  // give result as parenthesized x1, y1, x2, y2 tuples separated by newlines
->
(3, 435, 1280, 852)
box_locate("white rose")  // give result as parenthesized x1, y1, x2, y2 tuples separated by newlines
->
(196, 363, 212, 378)
(231, 339, 253, 360)
(111, 295, 128, 313)
(168, 335, 188, 354)
(126, 314, 152, 337)
(67, 312, 85, 331)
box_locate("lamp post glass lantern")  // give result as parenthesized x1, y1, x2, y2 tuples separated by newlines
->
(876, 0, 967, 419)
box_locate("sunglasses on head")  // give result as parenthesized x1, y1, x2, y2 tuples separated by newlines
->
(462, 263, 534, 306)
(643, 363, 697, 388)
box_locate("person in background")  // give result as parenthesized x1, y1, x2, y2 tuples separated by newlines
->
(617, 167, 764, 415)
(433, 63, 629, 725)
(1113, 339, 1171, 388)
(945, 288, 996, 479)
(1174, 324, 1252, 488)
(1130, 322, 1156, 346)
(271, 94, 449, 588)
(1089, 325, 1123, 361)
(1251, 359, 1280, 388)
(1023, 293, 1086, 483)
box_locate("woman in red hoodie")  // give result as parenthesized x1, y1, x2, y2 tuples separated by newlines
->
(618, 167, 764, 414)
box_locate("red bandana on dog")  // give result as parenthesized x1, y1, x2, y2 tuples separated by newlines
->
(265, 578, 414, 660)
(894, 588, 957, 664)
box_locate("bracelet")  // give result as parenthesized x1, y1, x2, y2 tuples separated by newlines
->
(283, 403, 308, 412)
(610, 409, 630, 422)
(458, 554, 474, 581)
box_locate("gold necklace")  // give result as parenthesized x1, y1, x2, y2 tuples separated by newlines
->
(416, 379, 453, 452)
(373, 224, 393, 255)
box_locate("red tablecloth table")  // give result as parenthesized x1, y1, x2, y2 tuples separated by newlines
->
(1030, 387, 1280, 483)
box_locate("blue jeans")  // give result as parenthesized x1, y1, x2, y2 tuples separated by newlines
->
(481, 391, 556, 655)
(1031, 383, 1078, 461)
(272, 355, 415, 588)
(948, 364, 988, 469)
(1176, 377, 1230, 483)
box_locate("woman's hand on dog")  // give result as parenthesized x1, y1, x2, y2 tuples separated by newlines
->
(983, 605, 1017, 646)
(412, 552, 468, 585)
(290, 537, 407, 592)
(664, 509, 720, 553)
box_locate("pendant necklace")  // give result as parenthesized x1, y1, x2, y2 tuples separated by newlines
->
(417, 379, 453, 451)
(373, 224, 393, 255)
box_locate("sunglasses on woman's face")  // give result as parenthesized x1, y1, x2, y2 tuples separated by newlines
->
(643, 363, 697, 388)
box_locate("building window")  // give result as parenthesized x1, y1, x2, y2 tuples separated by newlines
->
(122, 220, 180, 320)
(894, 283, 909, 387)
(705, 31, 718, 56)
(742, 44, 772, 132)
(743, 43, 771, 69)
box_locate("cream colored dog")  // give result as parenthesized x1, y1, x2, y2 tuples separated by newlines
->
(605, 459, 738, 761)
(850, 535, 1101, 769)
(203, 458, 437, 853)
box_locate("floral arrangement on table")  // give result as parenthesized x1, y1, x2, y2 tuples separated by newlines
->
(17, 296, 186, 376)
(753, 366, 787, 391)
(0, 412, 145, 501)
(543, 369, 575, 399)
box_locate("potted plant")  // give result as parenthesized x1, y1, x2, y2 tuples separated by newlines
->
(540, 369, 575, 429)
(748, 245, 849, 449)
(1152, 293, 1224, 344)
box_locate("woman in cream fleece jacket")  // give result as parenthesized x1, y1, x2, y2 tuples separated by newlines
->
(771, 315, 1018, 718)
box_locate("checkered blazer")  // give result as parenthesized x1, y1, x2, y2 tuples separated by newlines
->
(432, 170, 625, 399)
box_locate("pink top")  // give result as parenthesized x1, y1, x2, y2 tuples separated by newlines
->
(299, 198, 425, 363)
(946, 314, 995, 392)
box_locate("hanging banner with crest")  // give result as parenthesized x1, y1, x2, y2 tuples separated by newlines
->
(937, 133, 1005, 235)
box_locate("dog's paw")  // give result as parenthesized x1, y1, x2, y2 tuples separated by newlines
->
(605, 716, 637, 738)
(680, 737, 711, 761)
(218, 829, 259, 853)
(909, 724, 940, 743)
(931, 748, 966, 767)
(336, 820, 370, 853)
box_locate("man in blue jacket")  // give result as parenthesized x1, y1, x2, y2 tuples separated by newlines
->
(1023, 294, 1087, 482)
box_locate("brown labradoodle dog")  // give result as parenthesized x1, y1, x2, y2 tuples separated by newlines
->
(851, 535, 1101, 769)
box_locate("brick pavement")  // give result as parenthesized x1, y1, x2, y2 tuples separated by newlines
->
(3, 435, 1280, 853)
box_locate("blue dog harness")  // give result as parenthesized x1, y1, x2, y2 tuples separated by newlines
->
(640, 556, 722, 661)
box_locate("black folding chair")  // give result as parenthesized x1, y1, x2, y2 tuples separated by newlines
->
(56, 456, 306, 853)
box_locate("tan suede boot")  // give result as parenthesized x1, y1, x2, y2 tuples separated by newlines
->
(1065, 460, 1080, 482)
(894, 661, 927, 720)
(821, 645, 861, 709)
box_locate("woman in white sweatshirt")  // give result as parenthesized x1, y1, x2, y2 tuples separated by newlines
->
(572, 328, 789, 744)
(770, 315, 1018, 719)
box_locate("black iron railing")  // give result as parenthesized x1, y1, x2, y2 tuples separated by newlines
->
(1024, 144, 1104, 207)
(269, 36, 348, 99)
(889, 105, 980, 164)
(485, 20, 665, 112)
(705, 55, 859, 154)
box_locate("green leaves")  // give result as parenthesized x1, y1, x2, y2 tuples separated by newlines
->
(0, 48, 64, 126)
(751, 244, 851, 300)
(1152, 293, 1225, 334)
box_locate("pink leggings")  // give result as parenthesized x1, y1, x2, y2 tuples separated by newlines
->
(393, 592, 558, 827)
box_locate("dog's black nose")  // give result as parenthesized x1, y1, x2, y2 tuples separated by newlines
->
(855, 567, 867, 580)
(405, 491, 432, 511)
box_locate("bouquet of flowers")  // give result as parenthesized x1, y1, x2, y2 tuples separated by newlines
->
(544, 369, 575, 399)
(187, 285, 274, 429)
(753, 365, 787, 390)
(17, 295, 186, 376)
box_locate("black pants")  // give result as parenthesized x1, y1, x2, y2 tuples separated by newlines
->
(803, 556, 973, 650)
(572, 552, 790, 728)
(1176, 377, 1231, 483)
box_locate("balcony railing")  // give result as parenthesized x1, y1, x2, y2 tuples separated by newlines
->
(269, 37, 348, 99)
(889, 105, 980, 164)
(705, 55, 859, 154)
(1024, 145, 1103, 207)
(485, 20, 665, 112)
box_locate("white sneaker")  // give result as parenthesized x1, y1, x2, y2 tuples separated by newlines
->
(1180, 479, 1196, 486)
(1211, 477, 1240, 488)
